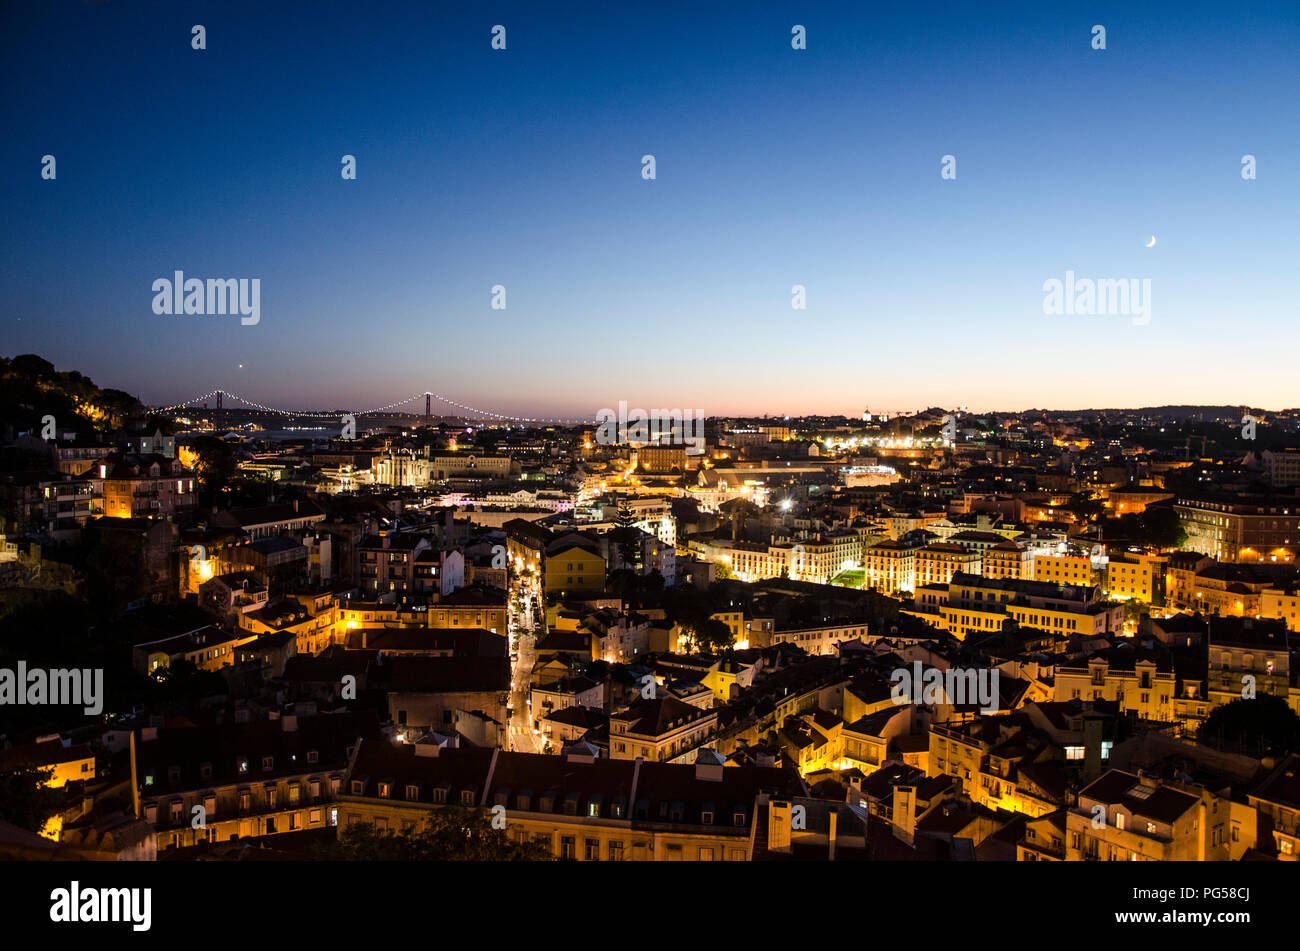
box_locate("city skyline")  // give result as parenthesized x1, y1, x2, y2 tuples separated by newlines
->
(2, 0, 1297, 414)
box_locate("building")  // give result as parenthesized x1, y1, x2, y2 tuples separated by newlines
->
(102, 458, 196, 520)
(1033, 547, 1104, 587)
(373, 653, 510, 736)
(915, 542, 982, 588)
(134, 712, 376, 851)
(1206, 617, 1289, 709)
(338, 741, 804, 861)
(636, 446, 688, 474)
(982, 540, 1032, 581)
(356, 531, 432, 597)
(210, 499, 325, 540)
(1054, 651, 1177, 722)
(1067, 770, 1205, 861)
(544, 533, 605, 596)
(908, 573, 1119, 641)
(608, 696, 719, 764)
(1103, 550, 1168, 605)
(1248, 754, 1300, 859)
(431, 454, 516, 481)
(1261, 584, 1300, 632)
(864, 533, 929, 594)
(1265, 450, 1300, 490)
(504, 518, 551, 577)
(132, 625, 256, 676)
(1176, 494, 1300, 563)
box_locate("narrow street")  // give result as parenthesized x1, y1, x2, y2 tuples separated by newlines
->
(507, 576, 543, 753)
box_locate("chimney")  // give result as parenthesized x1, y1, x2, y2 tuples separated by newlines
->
(694, 761, 724, 782)
(768, 800, 792, 853)
(828, 808, 838, 861)
(1082, 714, 1104, 780)
(293, 499, 299, 513)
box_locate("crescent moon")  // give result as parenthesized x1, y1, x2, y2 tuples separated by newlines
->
(1145, 235, 1156, 247)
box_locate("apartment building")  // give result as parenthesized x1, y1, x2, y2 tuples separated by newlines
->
(1103, 550, 1168, 605)
(982, 539, 1032, 581)
(1067, 770, 1205, 861)
(864, 533, 929, 594)
(1033, 547, 1103, 587)
(134, 712, 376, 851)
(356, 531, 432, 597)
(131, 625, 257, 676)
(1206, 617, 1289, 709)
(915, 542, 982, 588)
(1248, 754, 1300, 859)
(211, 498, 326, 540)
(1054, 652, 1177, 722)
(908, 573, 1119, 641)
(102, 458, 196, 520)
(1176, 494, 1300, 563)
(544, 533, 606, 595)
(338, 742, 803, 862)
(1261, 584, 1300, 632)
(609, 696, 719, 764)
(767, 620, 873, 655)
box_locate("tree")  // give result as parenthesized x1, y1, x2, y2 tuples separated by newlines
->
(314, 809, 553, 861)
(1065, 492, 1104, 522)
(608, 526, 641, 571)
(83, 525, 149, 618)
(1134, 505, 1187, 549)
(693, 617, 735, 654)
(1199, 694, 1300, 756)
(189, 435, 238, 503)
(0, 766, 64, 834)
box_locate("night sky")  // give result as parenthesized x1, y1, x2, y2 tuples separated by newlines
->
(2, 0, 1297, 416)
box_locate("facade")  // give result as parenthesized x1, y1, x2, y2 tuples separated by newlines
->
(1176, 494, 1300, 563)
(1206, 618, 1289, 709)
(132, 625, 256, 676)
(1054, 654, 1176, 722)
(544, 534, 606, 595)
(356, 531, 432, 597)
(338, 742, 802, 861)
(102, 459, 196, 520)
(915, 542, 982, 588)
(608, 697, 719, 764)
(1067, 770, 1204, 861)
(134, 713, 375, 851)
(1103, 550, 1168, 605)
(982, 540, 1032, 581)
(864, 534, 928, 594)
(908, 573, 1118, 641)
(1033, 549, 1103, 587)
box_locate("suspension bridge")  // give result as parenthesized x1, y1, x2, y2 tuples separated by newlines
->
(153, 389, 590, 425)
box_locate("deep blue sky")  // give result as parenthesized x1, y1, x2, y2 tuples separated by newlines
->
(2, 0, 1297, 416)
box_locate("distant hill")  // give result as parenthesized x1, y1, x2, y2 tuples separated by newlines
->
(0, 354, 144, 435)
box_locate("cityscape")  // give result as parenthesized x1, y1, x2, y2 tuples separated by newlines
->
(3, 372, 1300, 871)
(1, 0, 1295, 933)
